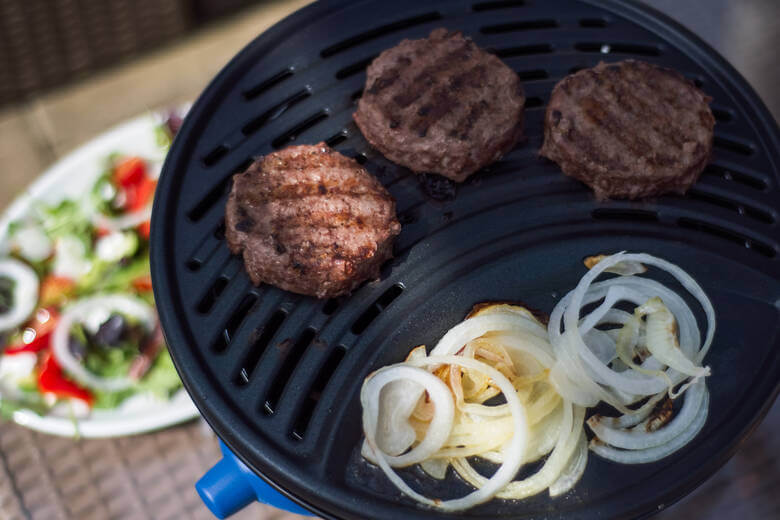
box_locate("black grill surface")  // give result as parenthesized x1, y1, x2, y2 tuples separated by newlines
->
(150, 1, 780, 518)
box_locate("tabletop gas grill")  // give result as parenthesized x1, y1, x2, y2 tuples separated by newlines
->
(149, 0, 780, 518)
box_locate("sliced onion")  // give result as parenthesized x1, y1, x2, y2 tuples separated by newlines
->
(587, 380, 705, 450)
(362, 355, 528, 511)
(91, 204, 152, 232)
(549, 252, 714, 413)
(420, 458, 449, 480)
(549, 429, 588, 497)
(590, 386, 709, 464)
(0, 258, 39, 331)
(51, 294, 156, 391)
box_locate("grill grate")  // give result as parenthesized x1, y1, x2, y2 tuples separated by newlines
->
(151, 1, 780, 519)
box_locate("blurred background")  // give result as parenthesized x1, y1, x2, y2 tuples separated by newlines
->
(0, 0, 777, 519)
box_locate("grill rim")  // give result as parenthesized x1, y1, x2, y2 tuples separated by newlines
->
(150, 0, 780, 518)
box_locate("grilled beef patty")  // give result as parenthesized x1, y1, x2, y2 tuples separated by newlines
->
(225, 143, 401, 299)
(354, 28, 525, 182)
(540, 60, 715, 200)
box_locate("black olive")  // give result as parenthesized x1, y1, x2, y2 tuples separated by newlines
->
(93, 314, 127, 349)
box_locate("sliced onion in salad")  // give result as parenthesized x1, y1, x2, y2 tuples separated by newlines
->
(51, 294, 156, 391)
(91, 204, 152, 232)
(0, 258, 40, 331)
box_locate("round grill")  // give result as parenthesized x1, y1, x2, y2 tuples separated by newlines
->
(150, 0, 780, 518)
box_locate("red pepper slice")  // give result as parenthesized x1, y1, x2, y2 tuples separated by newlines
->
(113, 157, 146, 189)
(4, 308, 59, 355)
(131, 275, 153, 292)
(37, 352, 94, 406)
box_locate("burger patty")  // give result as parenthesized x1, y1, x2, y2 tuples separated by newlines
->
(540, 60, 715, 200)
(225, 143, 401, 299)
(354, 28, 525, 182)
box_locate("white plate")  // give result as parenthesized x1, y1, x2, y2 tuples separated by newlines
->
(0, 110, 200, 438)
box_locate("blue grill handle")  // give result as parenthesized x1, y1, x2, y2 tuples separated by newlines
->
(196, 441, 314, 518)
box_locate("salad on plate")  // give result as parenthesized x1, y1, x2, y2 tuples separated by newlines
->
(0, 112, 188, 426)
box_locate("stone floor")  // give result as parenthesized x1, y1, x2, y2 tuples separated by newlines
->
(0, 0, 777, 519)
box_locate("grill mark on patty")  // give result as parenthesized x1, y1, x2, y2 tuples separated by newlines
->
(390, 41, 473, 108)
(607, 64, 703, 146)
(603, 78, 685, 150)
(451, 99, 488, 140)
(366, 57, 411, 95)
(409, 86, 461, 137)
(578, 98, 647, 163)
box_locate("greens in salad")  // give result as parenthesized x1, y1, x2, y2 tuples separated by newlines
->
(0, 114, 184, 419)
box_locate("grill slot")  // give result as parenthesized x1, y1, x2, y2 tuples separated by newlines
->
(351, 284, 404, 335)
(473, 0, 525, 11)
(517, 69, 549, 81)
(494, 43, 554, 58)
(243, 68, 294, 100)
(213, 221, 226, 239)
(711, 107, 734, 123)
(592, 208, 659, 221)
(321, 12, 442, 58)
(234, 310, 287, 385)
(335, 55, 377, 80)
(686, 190, 774, 224)
(291, 345, 347, 440)
(197, 276, 229, 314)
(702, 164, 767, 191)
(579, 18, 609, 28)
(713, 135, 754, 156)
(677, 218, 776, 258)
(262, 327, 318, 415)
(188, 178, 230, 222)
(212, 294, 258, 352)
(185, 223, 227, 271)
(202, 145, 228, 167)
(322, 298, 341, 315)
(272, 111, 330, 149)
(351, 88, 364, 100)
(481, 19, 559, 34)
(326, 131, 349, 147)
(524, 96, 544, 108)
(241, 89, 311, 136)
(188, 158, 252, 222)
(574, 42, 661, 56)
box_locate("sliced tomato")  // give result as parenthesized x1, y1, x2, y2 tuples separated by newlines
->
(137, 220, 151, 239)
(37, 352, 94, 406)
(5, 308, 59, 355)
(131, 177, 157, 212)
(39, 275, 76, 308)
(113, 157, 146, 189)
(132, 275, 153, 292)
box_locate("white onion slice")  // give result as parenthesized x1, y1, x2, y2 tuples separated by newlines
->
(431, 313, 548, 356)
(549, 429, 588, 497)
(591, 387, 709, 464)
(587, 380, 705, 450)
(51, 294, 156, 391)
(91, 204, 152, 232)
(362, 356, 528, 511)
(0, 258, 39, 331)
